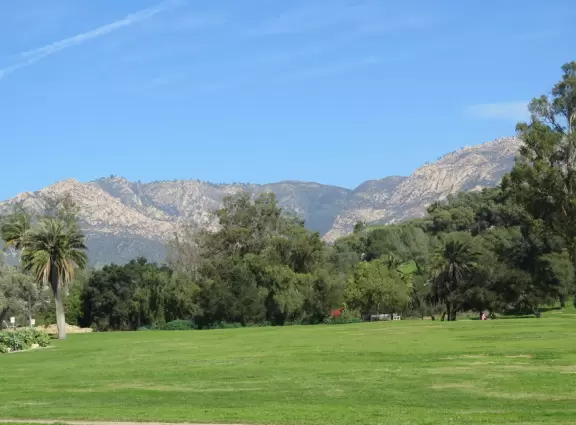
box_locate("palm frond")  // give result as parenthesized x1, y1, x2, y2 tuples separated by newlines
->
(429, 235, 479, 303)
(0, 212, 31, 251)
(19, 217, 88, 289)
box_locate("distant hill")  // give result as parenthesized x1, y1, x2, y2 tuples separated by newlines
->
(0, 137, 521, 266)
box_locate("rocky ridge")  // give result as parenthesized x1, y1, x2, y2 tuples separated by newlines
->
(0, 137, 521, 265)
(323, 136, 521, 240)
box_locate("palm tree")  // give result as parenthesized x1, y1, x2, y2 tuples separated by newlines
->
(1, 212, 31, 252)
(21, 217, 87, 339)
(429, 236, 479, 321)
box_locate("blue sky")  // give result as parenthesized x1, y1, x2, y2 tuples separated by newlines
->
(0, 0, 574, 199)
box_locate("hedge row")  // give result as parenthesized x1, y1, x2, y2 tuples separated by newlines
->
(138, 320, 243, 331)
(138, 316, 364, 331)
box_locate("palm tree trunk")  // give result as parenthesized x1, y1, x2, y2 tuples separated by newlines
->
(50, 263, 67, 340)
(54, 286, 67, 340)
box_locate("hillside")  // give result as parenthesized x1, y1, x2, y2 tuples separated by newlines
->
(0, 137, 521, 265)
(323, 137, 521, 240)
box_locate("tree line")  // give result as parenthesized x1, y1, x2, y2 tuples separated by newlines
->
(1, 61, 575, 332)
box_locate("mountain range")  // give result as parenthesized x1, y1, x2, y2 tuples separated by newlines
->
(0, 137, 521, 266)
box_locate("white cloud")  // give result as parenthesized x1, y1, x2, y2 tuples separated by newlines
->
(0, 0, 182, 80)
(466, 101, 530, 121)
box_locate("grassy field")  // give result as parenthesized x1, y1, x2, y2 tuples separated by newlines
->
(1, 311, 576, 425)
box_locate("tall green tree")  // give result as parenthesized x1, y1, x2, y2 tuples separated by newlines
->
(185, 192, 340, 326)
(0, 260, 42, 325)
(21, 218, 87, 339)
(345, 258, 411, 315)
(82, 258, 175, 331)
(429, 234, 479, 321)
(504, 62, 576, 263)
(365, 224, 431, 267)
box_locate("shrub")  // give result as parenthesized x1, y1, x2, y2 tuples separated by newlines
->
(323, 309, 362, 325)
(205, 321, 243, 329)
(323, 316, 363, 325)
(18, 328, 38, 347)
(0, 329, 51, 353)
(0, 331, 27, 351)
(32, 329, 51, 347)
(247, 321, 272, 327)
(163, 320, 195, 331)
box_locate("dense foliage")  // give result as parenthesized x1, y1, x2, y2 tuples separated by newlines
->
(79, 258, 174, 330)
(1, 61, 575, 330)
(0, 328, 51, 353)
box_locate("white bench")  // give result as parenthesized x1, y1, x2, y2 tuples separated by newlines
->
(369, 314, 401, 321)
(370, 314, 390, 321)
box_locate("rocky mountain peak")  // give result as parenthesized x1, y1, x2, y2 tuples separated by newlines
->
(0, 136, 521, 265)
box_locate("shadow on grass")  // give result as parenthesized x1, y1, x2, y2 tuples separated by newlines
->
(497, 315, 539, 320)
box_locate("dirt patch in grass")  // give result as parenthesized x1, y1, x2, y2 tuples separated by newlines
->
(444, 354, 488, 360)
(3, 402, 49, 408)
(479, 391, 575, 401)
(458, 409, 508, 415)
(559, 365, 576, 374)
(505, 354, 533, 358)
(49, 382, 265, 394)
(323, 388, 345, 397)
(430, 382, 475, 390)
(432, 384, 576, 401)
(427, 366, 476, 374)
(496, 364, 538, 371)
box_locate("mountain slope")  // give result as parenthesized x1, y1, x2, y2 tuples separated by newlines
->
(0, 137, 520, 265)
(323, 136, 521, 240)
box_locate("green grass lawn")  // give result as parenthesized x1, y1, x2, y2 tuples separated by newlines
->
(1, 312, 576, 425)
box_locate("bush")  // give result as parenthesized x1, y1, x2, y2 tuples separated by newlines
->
(0, 329, 51, 353)
(323, 310, 362, 325)
(32, 329, 51, 347)
(163, 320, 195, 331)
(0, 331, 27, 351)
(205, 321, 243, 329)
(247, 321, 272, 327)
(323, 316, 363, 325)
(18, 328, 38, 347)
